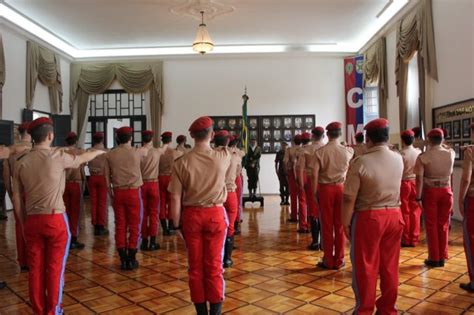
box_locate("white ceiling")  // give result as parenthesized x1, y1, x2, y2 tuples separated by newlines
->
(1, 0, 412, 58)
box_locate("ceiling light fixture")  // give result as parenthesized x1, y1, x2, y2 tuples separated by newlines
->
(192, 11, 214, 54)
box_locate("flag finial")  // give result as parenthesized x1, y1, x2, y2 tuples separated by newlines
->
(242, 86, 249, 101)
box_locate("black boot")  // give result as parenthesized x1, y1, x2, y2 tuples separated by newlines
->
(194, 303, 208, 315)
(94, 225, 100, 236)
(307, 218, 320, 250)
(140, 238, 149, 251)
(284, 196, 290, 205)
(149, 236, 160, 250)
(70, 236, 85, 250)
(127, 249, 139, 270)
(280, 196, 285, 205)
(234, 220, 241, 235)
(118, 248, 128, 270)
(168, 220, 176, 235)
(223, 236, 234, 268)
(210, 303, 222, 315)
(161, 219, 170, 236)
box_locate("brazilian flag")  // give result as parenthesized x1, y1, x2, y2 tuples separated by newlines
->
(241, 92, 249, 166)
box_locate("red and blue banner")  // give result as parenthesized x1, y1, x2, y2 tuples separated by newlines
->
(344, 55, 364, 145)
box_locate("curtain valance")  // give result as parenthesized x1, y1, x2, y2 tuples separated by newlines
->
(70, 62, 163, 146)
(26, 41, 63, 113)
(363, 37, 388, 118)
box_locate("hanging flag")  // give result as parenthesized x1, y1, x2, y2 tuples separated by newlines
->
(344, 55, 365, 145)
(241, 92, 249, 156)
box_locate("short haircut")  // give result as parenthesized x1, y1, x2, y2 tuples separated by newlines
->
(117, 133, 132, 144)
(229, 138, 240, 147)
(366, 127, 389, 144)
(355, 134, 364, 143)
(161, 136, 172, 144)
(66, 136, 78, 146)
(327, 129, 342, 139)
(429, 136, 443, 145)
(302, 139, 310, 145)
(92, 135, 104, 146)
(31, 124, 53, 144)
(142, 134, 153, 144)
(312, 129, 324, 138)
(214, 136, 228, 147)
(191, 127, 212, 141)
(413, 128, 422, 138)
(294, 137, 302, 145)
(401, 135, 414, 146)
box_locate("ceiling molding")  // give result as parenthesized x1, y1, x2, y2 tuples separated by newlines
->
(169, 0, 235, 21)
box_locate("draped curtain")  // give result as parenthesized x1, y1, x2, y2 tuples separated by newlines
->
(26, 41, 63, 113)
(0, 35, 5, 119)
(70, 62, 163, 147)
(363, 37, 388, 118)
(395, 0, 438, 132)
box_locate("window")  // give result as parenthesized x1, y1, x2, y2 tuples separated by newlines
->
(406, 52, 420, 129)
(363, 86, 379, 124)
(85, 89, 147, 148)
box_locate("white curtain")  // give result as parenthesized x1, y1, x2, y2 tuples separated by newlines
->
(406, 52, 420, 129)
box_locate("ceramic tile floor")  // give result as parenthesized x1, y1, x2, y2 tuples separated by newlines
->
(0, 196, 473, 314)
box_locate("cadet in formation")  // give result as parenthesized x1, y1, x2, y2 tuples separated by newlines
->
(274, 141, 289, 206)
(169, 116, 231, 315)
(12, 117, 104, 315)
(284, 134, 302, 222)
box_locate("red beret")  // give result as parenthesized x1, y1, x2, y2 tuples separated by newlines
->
(142, 130, 154, 136)
(401, 129, 414, 137)
(364, 118, 389, 131)
(177, 135, 186, 142)
(355, 132, 364, 138)
(18, 122, 30, 133)
(427, 128, 444, 138)
(27, 117, 53, 134)
(161, 131, 172, 138)
(93, 132, 104, 139)
(215, 130, 230, 138)
(65, 132, 77, 140)
(312, 126, 325, 134)
(117, 126, 133, 135)
(326, 121, 342, 131)
(302, 132, 311, 140)
(189, 116, 213, 133)
(294, 134, 302, 141)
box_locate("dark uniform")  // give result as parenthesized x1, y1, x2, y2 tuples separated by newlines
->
(275, 144, 289, 205)
(0, 145, 8, 220)
(245, 142, 261, 197)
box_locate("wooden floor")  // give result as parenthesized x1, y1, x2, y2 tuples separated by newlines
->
(0, 196, 473, 314)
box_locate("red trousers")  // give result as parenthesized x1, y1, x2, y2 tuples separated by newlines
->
(88, 175, 108, 226)
(319, 183, 345, 269)
(113, 188, 142, 249)
(351, 209, 403, 315)
(141, 181, 160, 238)
(400, 180, 422, 246)
(24, 213, 70, 315)
(159, 175, 171, 220)
(224, 192, 238, 236)
(423, 187, 453, 261)
(464, 197, 474, 286)
(235, 175, 243, 223)
(297, 176, 308, 231)
(13, 209, 27, 267)
(288, 171, 298, 221)
(305, 176, 318, 218)
(183, 206, 228, 304)
(63, 182, 82, 237)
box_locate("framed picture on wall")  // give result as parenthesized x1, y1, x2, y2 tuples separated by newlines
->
(262, 118, 271, 129)
(444, 122, 452, 140)
(249, 118, 258, 130)
(217, 118, 227, 130)
(273, 130, 282, 141)
(228, 118, 237, 130)
(294, 117, 303, 129)
(305, 116, 314, 129)
(273, 142, 282, 152)
(453, 142, 461, 160)
(453, 120, 461, 139)
(463, 118, 471, 138)
(262, 130, 271, 141)
(262, 142, 271, 153)
(284, 130, 292, 141)
(273, 117, 282, 129)
(284, 117, 292, 128)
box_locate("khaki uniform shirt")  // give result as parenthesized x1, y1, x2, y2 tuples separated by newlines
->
(141, 146, 164, 181)
(283, 146, 299, 172)
(105, 145, 144, 188)
(415, 145, 455, 188)
(3, 141, 32, 193)
(231, 147, 245, 176)
(13, 146, 82, 215)
(296, 141, 324, 175)
(413, 138, 426, 152)
(176, 145, 190, 154)
(353, 144, 367, 158)
(462, 147, 474, 197)
(344, 145, 404, 211)
(400, 145, 422, 180)
(159, 146, 184, 176)
(87, 145, 108, 176)
(225, 148, 245, 192)
(313, 140, 354, 184)
(65, 147, 84, 182)
(168, 147, 231, 207)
